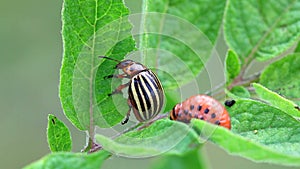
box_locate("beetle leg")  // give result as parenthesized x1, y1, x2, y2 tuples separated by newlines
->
(108, 82, 130, 96)
(104, 73, 129, 79)
(121, 99, 132, 125)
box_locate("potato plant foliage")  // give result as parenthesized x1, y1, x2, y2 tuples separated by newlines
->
(24, 0, 300, 168)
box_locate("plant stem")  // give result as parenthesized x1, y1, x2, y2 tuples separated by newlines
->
(205, 81, 226, 96)
(210, 71, 261, 99)
(89, 125, 95, 148)
(87, 0, 99, 153)
(228, 71, 261, 90)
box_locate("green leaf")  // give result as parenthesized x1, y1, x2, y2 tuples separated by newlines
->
(260, 54, 300, 105)
(253, 83, 300, 118)
(225, 0, 300, 63)
(23, 151, 110, 169)
(225, 49, 241, 85)
(60, 0, 136, 129)
(96, 119, 200, 157)
(94, 38, 136, 127)
(295, 42, 300, 53)
(164, 89, 181, 112)
(140, 0, 226, 89)
(192, 99, 300, 166)
(150, 149, 207, 169)
(225, 89, 241, 100)
(230, 86, 250, 98)
(47, 114, 72, 152)
(142, 0, 226, 43)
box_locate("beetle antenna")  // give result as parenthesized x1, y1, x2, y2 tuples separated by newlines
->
(99, 56, 121, 63)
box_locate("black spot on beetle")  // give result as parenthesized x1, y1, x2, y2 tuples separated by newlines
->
(211, 113, 216, 119)
(200, 116, 204, 120)
(224, 100, 236, 107)
(197, 105, 202, 111)
(190, 105, 194, 110)
(215, 120, 220, 125)
(204, 108, 209, 114)
(184, 110, 189, 115)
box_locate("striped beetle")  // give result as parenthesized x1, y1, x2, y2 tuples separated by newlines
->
(99, 56, 165, 125)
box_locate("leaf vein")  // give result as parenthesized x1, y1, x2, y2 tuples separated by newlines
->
(77, 0, 94, 27)
(96, 0, 113, 21)
(246, 0, 297, 64)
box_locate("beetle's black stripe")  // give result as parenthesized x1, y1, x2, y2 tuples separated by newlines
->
(145, 72, 159, 89)
(144, 70, 164, 115)
(128, 84, 141, 120)
(149, 71, 164, 113)
(144, 72, 160, 115)
(141, 74, 157, 117)
(133, 77, 145, 111)
(130, 74, 148, 121)
(138, 74, 152, 119)
(128, 70, 164, 121)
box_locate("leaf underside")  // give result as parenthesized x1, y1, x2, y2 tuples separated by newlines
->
(253, 83, 300, 118)
(150, 149, 207, 169)
(96, 119, 201, 157)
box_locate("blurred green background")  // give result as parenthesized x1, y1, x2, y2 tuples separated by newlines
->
(0, 0, 298, 169)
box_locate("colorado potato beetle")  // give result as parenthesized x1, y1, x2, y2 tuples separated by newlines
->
(99, 56, 165, 125)
(170, 94, 231, 129)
